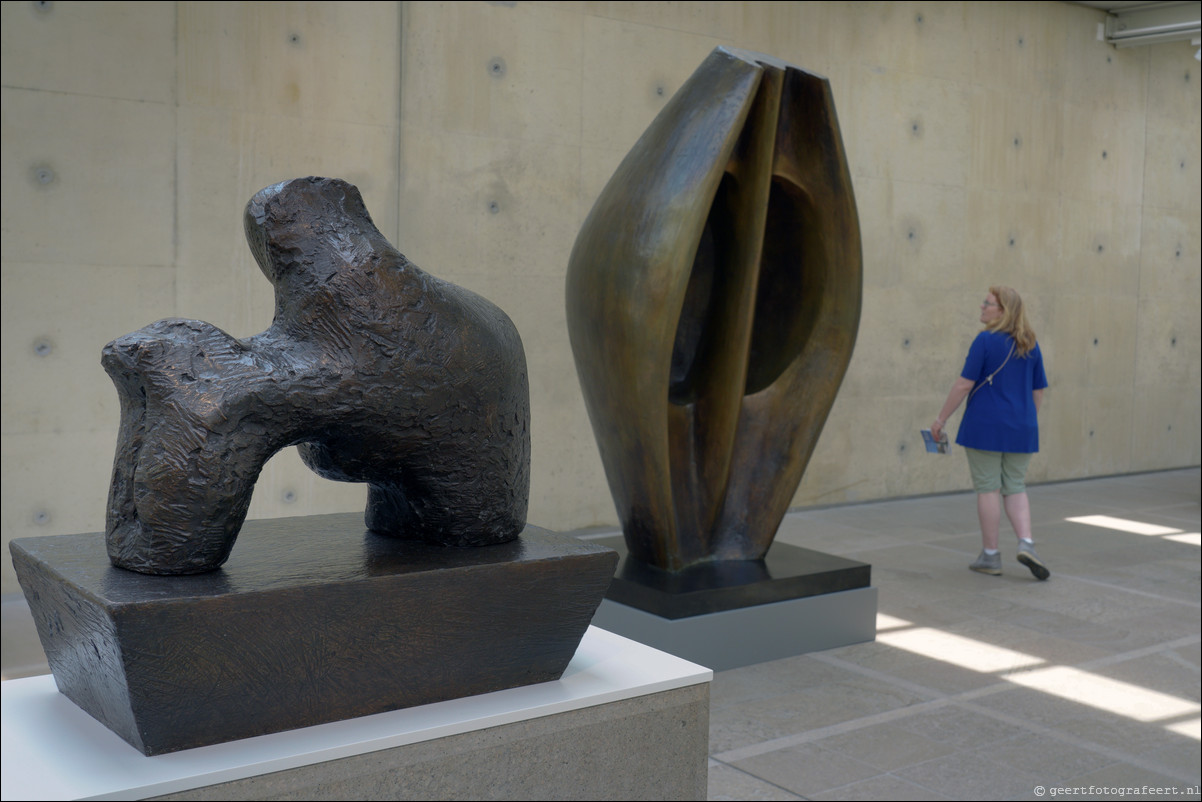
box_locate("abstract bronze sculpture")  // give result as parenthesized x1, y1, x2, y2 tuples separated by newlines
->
(566, 48, 861, 572)
(104, 177, 531, 575)
(10, 177, 621, 756)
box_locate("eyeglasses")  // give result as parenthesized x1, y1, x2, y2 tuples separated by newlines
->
(981, 300, 1000, 308)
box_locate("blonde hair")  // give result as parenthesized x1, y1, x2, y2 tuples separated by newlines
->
(985, 285, 1036, 356)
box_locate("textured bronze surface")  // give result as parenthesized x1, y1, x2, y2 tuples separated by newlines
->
(10, 515, 617, 755)
(566, 48, 861, 572)
(103, 177, 530, 575)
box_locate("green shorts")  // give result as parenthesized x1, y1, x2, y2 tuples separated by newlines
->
(964, 448, 1033, 495)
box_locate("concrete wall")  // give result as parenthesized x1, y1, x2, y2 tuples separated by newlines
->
(2, 1, 1199, 595)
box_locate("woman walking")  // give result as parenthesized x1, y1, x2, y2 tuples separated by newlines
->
(932, 286, 1050, 580)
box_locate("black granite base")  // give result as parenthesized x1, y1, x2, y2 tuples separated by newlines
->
(596, 536, 871, 619)
(9, 514, 617, 756)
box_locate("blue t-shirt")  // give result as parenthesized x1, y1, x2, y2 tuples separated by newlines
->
(955, 330, 1048, 453)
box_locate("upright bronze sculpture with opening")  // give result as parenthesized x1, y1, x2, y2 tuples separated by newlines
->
(567, 48, 863, 575)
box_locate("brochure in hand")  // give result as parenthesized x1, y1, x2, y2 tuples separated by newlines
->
(921, 429, 950, 454)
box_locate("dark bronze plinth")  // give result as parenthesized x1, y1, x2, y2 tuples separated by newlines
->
(597, 536, 869, 620)
(10, 514, 616, 756)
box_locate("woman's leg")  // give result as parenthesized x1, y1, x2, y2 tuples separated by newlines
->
(999, 453, 1049, 579)
(999, 452, 1035, 542)
(1004, 492, 1033, 541)
(1011, 490, 1050, 579)
(977, 491, 1001, 550)
(965, 448, 1003, 551)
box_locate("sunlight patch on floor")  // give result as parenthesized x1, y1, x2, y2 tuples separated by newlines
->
(872, 615, 1200, 738)
(1164, 717, 1201, 740)
(876, 627, 1045, 673)
(1066, 515, 1183, 536)
(875, 613, 913, 632)
(1002, 665, 1202, 722)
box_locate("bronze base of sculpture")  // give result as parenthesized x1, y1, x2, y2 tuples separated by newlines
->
(596, 536, 870, 620)
(10, 515, 616, 756)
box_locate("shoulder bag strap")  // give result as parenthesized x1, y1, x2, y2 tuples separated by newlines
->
(968, 341, 1015, 403)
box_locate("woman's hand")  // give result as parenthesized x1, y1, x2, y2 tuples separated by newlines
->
(934, 377, 975, 443)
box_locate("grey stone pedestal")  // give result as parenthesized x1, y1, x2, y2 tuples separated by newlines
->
(1, 627, 711, 800)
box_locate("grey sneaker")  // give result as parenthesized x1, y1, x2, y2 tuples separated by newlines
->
(1017, 540, 1050, 580)
(969, 550, 1002, 575)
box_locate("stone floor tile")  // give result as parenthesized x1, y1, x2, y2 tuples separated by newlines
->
(807, 720, 959, 771)
(927, 615, 1115, 667)
(1083, 651, 1202, 702)
(889, 588, 1026, 623)
(891, 749, 1044, 800)
(710, 654, 857, 708)
(1169, 641, 1200, 669)
(975, 603, 1131, 647)
(1071, 559, 1202, 603)
(982, 577, 1177, 627)
(730, 742, 884, 797)
(968, 686, 1199, 759)
(869, 597, 997, 630)
(1071, 606, 1202, 654)
(1033, 479, 1197, 513)
(819, 613, 1110, 696)
(1037, 523, 1165, 554)
(810, 773, 956, 801)
(707, 762, 805, 801)
(1140, 736, 1202, 780)
(806, 638, 1007, 695)
(964, 732, 1119, 784)
(709, 677, 929, 754)
(889, 705, 1036, 750)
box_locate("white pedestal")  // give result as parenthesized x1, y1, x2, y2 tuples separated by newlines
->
(1, 627, 711, 801)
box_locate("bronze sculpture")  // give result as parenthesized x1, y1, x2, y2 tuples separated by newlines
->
(566, 47, 862, 572)
(11, 176, 619, 756)
(104, 177, 531, 575)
